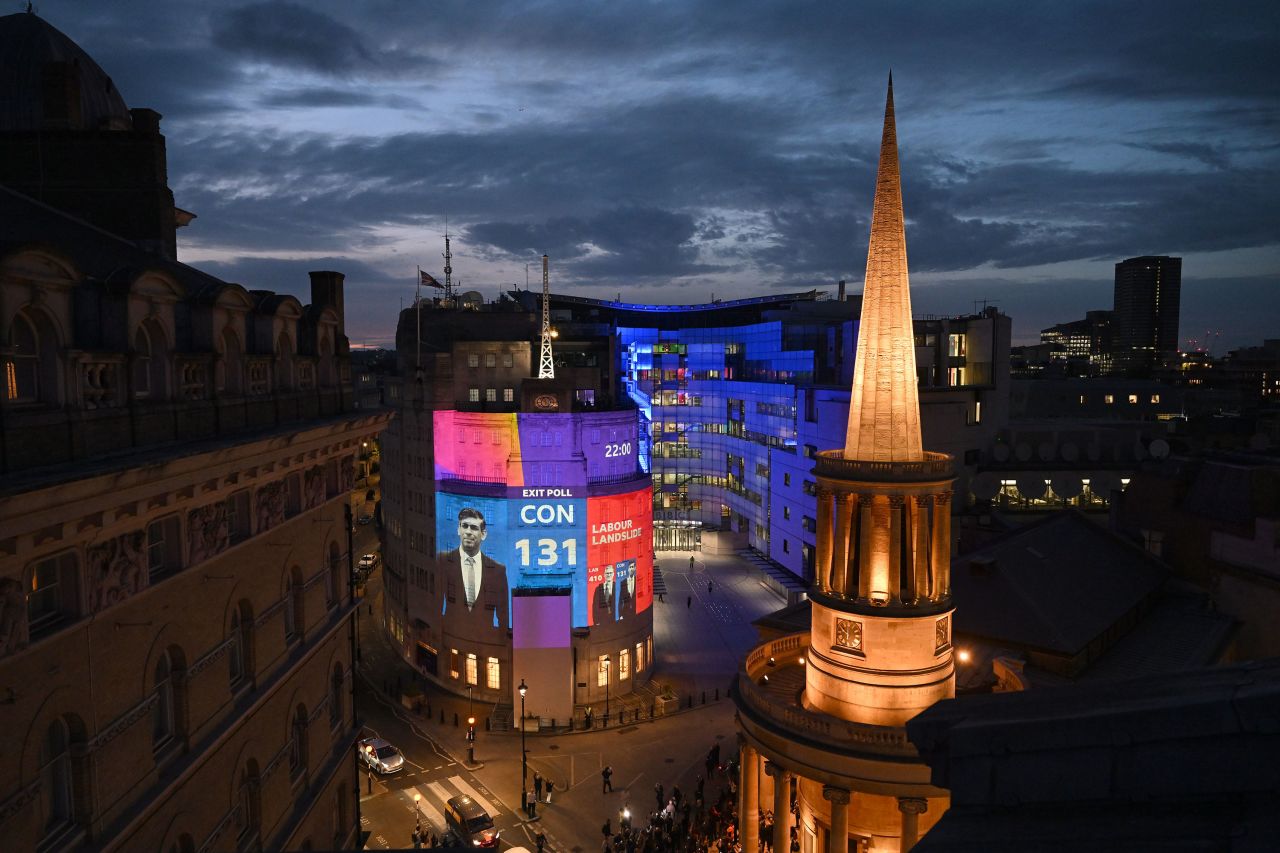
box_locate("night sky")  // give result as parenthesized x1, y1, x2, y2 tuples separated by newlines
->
(46, 1, 1280, 350)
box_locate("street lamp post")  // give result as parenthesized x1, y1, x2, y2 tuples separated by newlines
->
(413, 792, 423, 836)
(467, 716, 476, 765)
(603, 655, 611, 727)
(518, 679, 528, 793)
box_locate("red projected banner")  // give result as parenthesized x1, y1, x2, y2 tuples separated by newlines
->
(586, 490, 653, 626)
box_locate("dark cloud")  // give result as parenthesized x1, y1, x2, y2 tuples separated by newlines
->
(210, 2, 436, 75)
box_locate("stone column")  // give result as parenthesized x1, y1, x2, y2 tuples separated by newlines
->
(740, 742, 760, 853)
(815, 489, 833, 594)
(821, 786, 849, 853)
(937, 491, 952, 596)
(887, 495, 904, 604)
(929, 492, 947, 599)
(831, 493, 853, 596)
(898, 797, 928, 851)
(765, 761, 790, 853)
(913, 496, 931, 602)
(857, 495, 873, 600)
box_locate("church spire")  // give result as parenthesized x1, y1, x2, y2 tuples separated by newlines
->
(843, 73, 924, 462)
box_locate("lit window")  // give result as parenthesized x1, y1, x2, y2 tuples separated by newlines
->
(503, 388, 514, 402)
(1079, 395, 1086, 405)
(1105, 394, 1115, 404)
(948, 333, 967, 357)
(975, 401, 982, 423)
(466, 653, 478, 686)
(467, 354, 479, 368)
(450, 649, 460, 679)
(619, 648, 630, 680)
(636, 641, 645, 672)
(486, 657, 500, 690)
(1150, 394, 1160, 404)
(485, 388, 496, 402)
(1128, 394, 1138, 404)
(502, 353, 513, 368)
(597, 655, 609, 687)
(484, 353, 496, 368)
(468, 388, 479, 402)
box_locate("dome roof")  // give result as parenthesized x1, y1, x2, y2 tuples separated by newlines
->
(0, 11, 131, 132)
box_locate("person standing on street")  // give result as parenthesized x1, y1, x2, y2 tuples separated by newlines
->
(602, 764, 614, 792)
(545, 777, 555, 803)
(655, 782, 664, 810)
(689, 555, 695, 570)
(534, 771, 543, 803)
(686, 595, 692, 609)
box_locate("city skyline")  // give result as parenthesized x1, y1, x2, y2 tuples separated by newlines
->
(43, 1, 1280, 350)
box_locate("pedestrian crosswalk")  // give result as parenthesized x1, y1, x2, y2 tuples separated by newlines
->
(397, 774, 505, 836)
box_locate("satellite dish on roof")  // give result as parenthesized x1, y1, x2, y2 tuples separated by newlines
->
(972, 472, 1000, 501)
(1149, 438, 1170, 459)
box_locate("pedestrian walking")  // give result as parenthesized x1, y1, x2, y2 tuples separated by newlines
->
(534, 770, 543, 802)
(689, 555, 695, 570)
(708, 581, 714, 594)
(686, 595, 692, 609)
(602, 764, 614, 792)
(655, 782, 664, 810)
(536, 829, 547, 853)
(602, 819, 612, 839)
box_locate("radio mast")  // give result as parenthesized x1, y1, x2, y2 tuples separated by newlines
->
(443, 220, 454, 302)
(538, 254, 555, 379)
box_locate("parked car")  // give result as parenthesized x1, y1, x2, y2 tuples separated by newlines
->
(444, 795, 499, 848)
(357, 553, 379, 573)
(358, 737, 404, 774)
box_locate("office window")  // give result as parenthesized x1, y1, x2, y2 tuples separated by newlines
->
(226, 489, 251, 543)
(503, 388, 514, 402)
(466, 653, 478, 686)
(27, 551, 79, 634)
(948, 333, 967, 357)
(485, 388, 496, 402)
(467, 353, 479, 368)
(619, 648, 630, 680)
(484, 353, 496, 368)
(947, 367, 966, 386)
(147, 515, 182, 578)
(469, 388, 479, 402)
(486, 657, 500, 690)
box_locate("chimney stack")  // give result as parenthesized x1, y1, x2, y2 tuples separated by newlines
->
(838, 279, 846, 301)
(309, 270, 346, 345)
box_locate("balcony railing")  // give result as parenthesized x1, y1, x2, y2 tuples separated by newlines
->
(814, 450, 954, 482)
(736, 632, 916, 757)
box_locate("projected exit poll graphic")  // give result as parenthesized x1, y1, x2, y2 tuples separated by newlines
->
(433, 410, 651, 629)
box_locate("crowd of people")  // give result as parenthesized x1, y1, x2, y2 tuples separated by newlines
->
(595, 741, 757, 853)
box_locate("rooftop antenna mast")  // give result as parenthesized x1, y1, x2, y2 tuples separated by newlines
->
(538, 254, 555, 379)
(443, 217, 454, 302)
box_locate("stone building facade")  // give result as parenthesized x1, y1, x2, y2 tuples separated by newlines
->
(0, 10, 390, 850)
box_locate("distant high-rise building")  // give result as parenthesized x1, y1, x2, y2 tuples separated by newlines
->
(1113, 256, 1181, 376)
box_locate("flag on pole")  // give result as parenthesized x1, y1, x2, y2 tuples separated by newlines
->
(420, 270, 443, 289)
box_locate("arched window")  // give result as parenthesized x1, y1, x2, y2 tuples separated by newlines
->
(288, 703, 309, 780)
(37, 718, 73, 836)
(235, 759, 261, 846)
(329, 663, 344, 732)
(284, 566, 304, 643)
(133, 327, 152, 398)
(153, 651, 174, 749)
(132, 320, 169, 400)
(228, 600, 254, 689)
(217, 327, 242, 395)
(326, 542, 341, 610)
(7, 309, 59, 404)
(275, 332, 294, 392)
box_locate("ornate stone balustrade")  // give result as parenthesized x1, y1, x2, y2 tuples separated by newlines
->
(814, 450, 953, 483)
(737, 633, 915, 756)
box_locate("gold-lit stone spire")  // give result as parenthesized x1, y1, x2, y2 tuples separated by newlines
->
(844, 73, 924, 462)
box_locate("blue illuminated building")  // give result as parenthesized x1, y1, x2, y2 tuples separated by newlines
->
(513, 288, 1012, 584)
